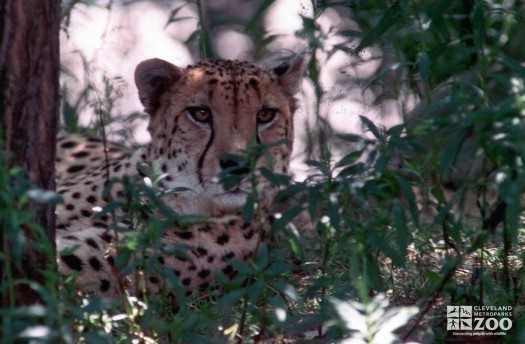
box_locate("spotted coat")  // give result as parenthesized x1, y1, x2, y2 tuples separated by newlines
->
(56, 57, 305, 297)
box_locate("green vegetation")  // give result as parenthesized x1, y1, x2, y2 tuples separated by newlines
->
(2, 0, 525, 342)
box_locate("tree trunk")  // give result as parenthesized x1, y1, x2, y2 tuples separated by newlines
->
(0, 0, 60, 305)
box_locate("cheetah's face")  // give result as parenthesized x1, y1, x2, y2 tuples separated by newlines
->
(135, 58, 304, 213)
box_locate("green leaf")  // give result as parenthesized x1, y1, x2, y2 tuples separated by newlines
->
(386, 123, 405, 138)
(248, 280, 265, 304)
(255, 244, 269, 270)
(392, 200, 408, 266)
(307, 186, 320, 218)
(259, 167, 291, 186)
(271, 206, 303, 232)
(305, 159, 331, 177)
(184, 29, 200, 45)
(327, 202, 341, 230)
(394, 176, 419, 226)
(439, 132, 465, 175)
(214, 288, 247, 308)
(418, 52, 431, 82)
(115, 247, 133, 270)
(229, 259, 253, 275)
(424, 269, 442, 291)
(498, 56, 525, 77)
(355, 3, 401, 53)
(472, 2, 485, 50)
(274, 183, 304, 203)
(374, 305, 418, 337)
(245, 0, 275, 33)
(337, 28, 363, 38)
(335, 133, 371, 143)
(363, 62, 412, 91)
(165, 3, 190, 28)
(176, 214, 208, 227)
(337, 162, 366, 178)
(359, 115, 382, 139)
(298, 15, 319, 40)
(63, 100, 78, 132)
(335, 151, 363, 168)
(242, 193, 255, 221)
(288, 237, 304, 260)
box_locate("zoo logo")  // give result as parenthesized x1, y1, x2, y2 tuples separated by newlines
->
(447, 306, 513, 332)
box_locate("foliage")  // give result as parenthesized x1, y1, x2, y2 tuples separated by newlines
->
(331, 294, 418, 343)
(0, 139, 65, 343)
(2, 0, 525, 343)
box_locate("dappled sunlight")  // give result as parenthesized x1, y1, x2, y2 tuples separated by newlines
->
(214, 29, 253, 60)
(60, 0, 408, 169)
(61, 1, 195, 143)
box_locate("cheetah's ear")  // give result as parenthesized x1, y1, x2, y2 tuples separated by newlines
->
(273, 56, 307, 95)
(135, 58, 183, 115)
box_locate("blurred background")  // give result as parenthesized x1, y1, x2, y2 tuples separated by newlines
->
(60, 0, 412, 179)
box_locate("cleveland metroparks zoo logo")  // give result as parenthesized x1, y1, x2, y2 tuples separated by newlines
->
(447, 305, 512, 335)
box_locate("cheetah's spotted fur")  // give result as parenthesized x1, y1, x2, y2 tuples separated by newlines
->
(56, 57, 305, 297)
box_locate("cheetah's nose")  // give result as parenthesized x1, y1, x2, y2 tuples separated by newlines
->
(219, 156, 250, 175)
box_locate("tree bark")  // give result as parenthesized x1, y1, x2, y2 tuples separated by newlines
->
(0, 0, 60, 305)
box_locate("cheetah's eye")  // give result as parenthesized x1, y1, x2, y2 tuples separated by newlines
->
(187, 106, 212, 123)
(256, 108, 277, 125)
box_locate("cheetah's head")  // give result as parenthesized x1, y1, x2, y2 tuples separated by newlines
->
(135, 57, 305, 215)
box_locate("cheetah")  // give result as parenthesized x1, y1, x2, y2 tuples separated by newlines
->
(56, 56, 305, 297)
